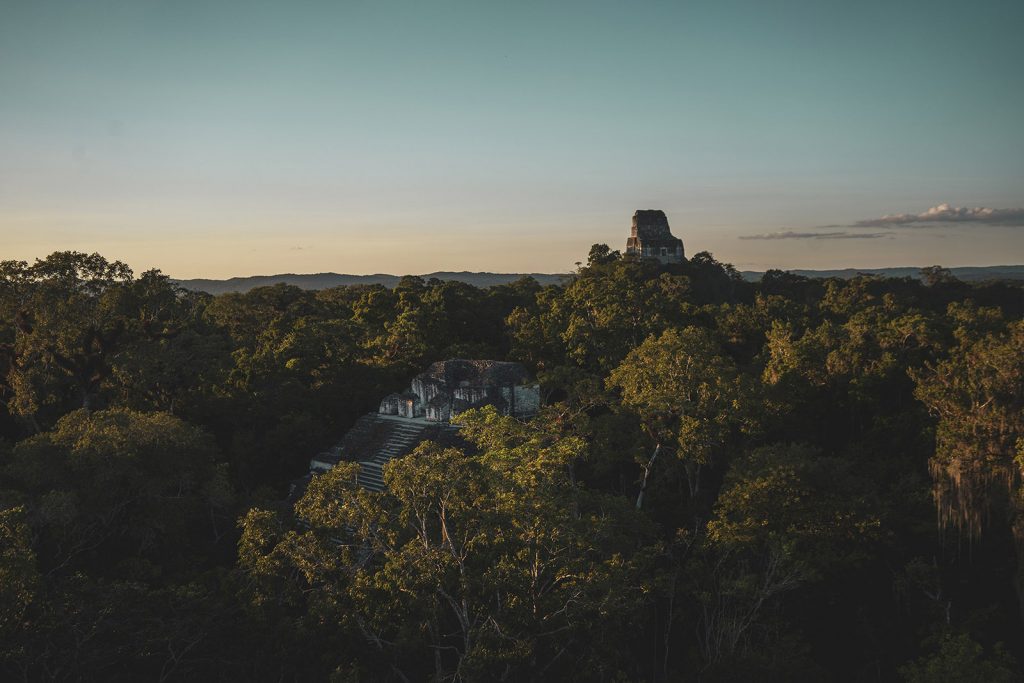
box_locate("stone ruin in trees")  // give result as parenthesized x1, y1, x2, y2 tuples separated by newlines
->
(625, 209, 685, 264)
(302, 360, 540, 493)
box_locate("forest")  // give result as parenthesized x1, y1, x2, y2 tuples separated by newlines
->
(1, 247, 1023, 681)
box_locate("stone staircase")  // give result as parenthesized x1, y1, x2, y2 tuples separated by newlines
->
(356, 420, 429, 492)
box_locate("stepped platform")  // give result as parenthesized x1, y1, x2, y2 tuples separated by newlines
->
(309, 413, 465, 493)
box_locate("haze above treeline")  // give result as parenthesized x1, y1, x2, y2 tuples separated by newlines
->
(174, 264, 1024, 295)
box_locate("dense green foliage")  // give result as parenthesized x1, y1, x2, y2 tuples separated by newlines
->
(2, 249, 1023, 680)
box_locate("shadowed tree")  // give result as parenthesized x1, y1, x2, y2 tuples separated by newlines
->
(0, 253, 134, 419)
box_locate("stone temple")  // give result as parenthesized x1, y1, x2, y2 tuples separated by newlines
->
(625, 209, 685, 264)
(302, 360, 540, 493)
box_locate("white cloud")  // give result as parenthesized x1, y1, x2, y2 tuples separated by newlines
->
(854, 203, 1024, 227)
(739, 230, 890, 241)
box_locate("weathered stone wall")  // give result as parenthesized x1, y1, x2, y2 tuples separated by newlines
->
(513, 384, 541, 416)
(453, 386, 489, 405)
(426, 397, 451, 423)
(398, 394, 423, 418)
(632, 209, 672, 239)
(411, 377, 444, 405)
(640, 243, 684, 264)
(379, 394, 400, 415)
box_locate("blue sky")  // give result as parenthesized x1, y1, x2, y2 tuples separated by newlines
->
(2, 0, 1022, 277)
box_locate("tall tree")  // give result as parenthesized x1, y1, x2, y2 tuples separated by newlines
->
(913, 321, 1024, 541)
(240, 407, 661, 681)
(607, 327, 755, 515)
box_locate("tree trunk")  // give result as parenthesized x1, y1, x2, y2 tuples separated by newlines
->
(636, 443, 660, 510)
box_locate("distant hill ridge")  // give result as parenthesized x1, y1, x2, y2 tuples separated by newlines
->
(739, 265, 1024, 283)
(174, 271, 569, 295)
(174, 265, 1024, 295)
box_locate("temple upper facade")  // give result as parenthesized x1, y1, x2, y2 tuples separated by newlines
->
(378, 359, 540, 423)
(625, 210, 685, 264)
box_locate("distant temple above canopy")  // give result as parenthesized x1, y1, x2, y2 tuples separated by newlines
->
(625, 210, 685, 264)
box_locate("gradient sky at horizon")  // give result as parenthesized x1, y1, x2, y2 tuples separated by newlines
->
(2, 0, 1023, 278)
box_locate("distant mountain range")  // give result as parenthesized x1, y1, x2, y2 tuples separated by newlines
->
(738, 265, 1024, 283)
(174, 271, 569, 295)
(174, 265, 1024, 295)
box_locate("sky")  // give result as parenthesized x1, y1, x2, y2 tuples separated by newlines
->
(1, 0, 1022, 278)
